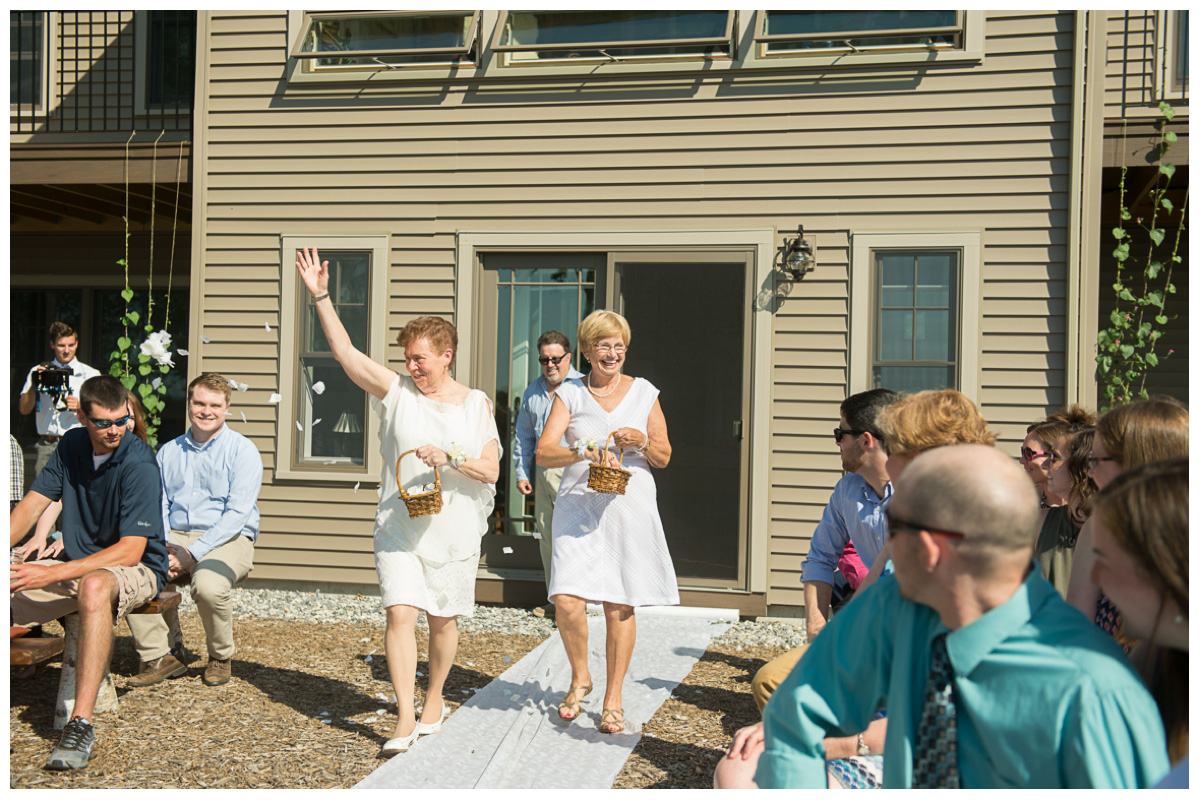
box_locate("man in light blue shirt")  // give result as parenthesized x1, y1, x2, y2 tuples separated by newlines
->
(512, 331, 583, 615)
(755, 444, 1169, 788)
(127, 373, 263, 688)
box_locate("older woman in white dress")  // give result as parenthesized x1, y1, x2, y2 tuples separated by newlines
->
(536, 309, 678, 735)
(296, 247, 500, 757)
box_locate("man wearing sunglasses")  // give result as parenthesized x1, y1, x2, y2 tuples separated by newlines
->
(9, 375, 170, 771)
(754, 444, 1168, 788)
(512, 330, 583, 617)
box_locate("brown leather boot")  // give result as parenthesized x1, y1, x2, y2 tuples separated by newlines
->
(127, 653, 187, 687)
(203, 658, 231, 686)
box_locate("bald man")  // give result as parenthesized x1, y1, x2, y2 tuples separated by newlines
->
(751, 445, 1168, 789)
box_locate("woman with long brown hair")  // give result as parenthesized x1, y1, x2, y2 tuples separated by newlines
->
(1034, 427, 1096, 595)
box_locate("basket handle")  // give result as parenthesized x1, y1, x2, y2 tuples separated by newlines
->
(396, 448, 442, 499)
(601, 431, 627, 468)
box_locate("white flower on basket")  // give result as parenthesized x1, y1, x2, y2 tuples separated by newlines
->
(447, 442, 467, 467)
(571, 438, 598, 457)
(139, 330, 175, 368)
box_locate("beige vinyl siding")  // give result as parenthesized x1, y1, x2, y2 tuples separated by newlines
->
(1104, 11, 1160, 117)
(197, 11, 1079, 606)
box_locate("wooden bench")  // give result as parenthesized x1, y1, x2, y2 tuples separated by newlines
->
(11, 626, 66, 667)
(52, 591, 182, 729)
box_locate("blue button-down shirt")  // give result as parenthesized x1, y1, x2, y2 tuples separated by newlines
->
(512, 368, 583, 482)
(157, 424, 263, 561)
(756, 566, 1169, 788)
(799, 472, 891, 586)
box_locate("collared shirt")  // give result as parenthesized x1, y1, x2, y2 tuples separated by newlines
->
(157, 424, 263, 562)
(799, 472, 891, 587)
(10, 434, 25, 510)
(21, 358, 101, 436)
(512, 368, 584, 482)
(29, 427, 170, 592)
(756, 566, 1170, 789)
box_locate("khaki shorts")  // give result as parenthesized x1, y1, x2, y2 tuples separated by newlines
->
(10, 560, 158, 627)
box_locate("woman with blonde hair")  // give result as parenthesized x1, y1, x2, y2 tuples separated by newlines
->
(536, 309, 678, 734)
(1065, 397, 1188, 634)
(1090, 457, 1188, 785)
(296, 247, 501, 757)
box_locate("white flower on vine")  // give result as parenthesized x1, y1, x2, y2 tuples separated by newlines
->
(139, 330, 175, 368)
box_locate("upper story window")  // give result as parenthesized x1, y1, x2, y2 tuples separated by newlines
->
(755, 10, 962, 57)
(491, 10, 734, 65)
(10, 11, 45, 108)
(146, 10, 196, 107)
(292, 11, 480, 70)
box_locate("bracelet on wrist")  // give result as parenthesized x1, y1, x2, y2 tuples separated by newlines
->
(857, 733, 870, 756)
(313, 292, 330, 302)
(637, 434, 651, 453)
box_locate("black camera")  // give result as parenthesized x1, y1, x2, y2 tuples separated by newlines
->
(35, 365, 75, 411)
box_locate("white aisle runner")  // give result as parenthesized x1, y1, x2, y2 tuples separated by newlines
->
(355, 611, 733, 790)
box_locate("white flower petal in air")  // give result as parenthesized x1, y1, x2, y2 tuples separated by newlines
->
(265, 322, 271, 331)
(151, 377, 163, 390)
(354, 482, 360, 493)
(296, 421, 303, 431)
(201, 336, 211, 344)
(139, 330, 175, 367)
(365, 655, 373, 663)
(269, 393, 281, 404)
(502, 547, 513, 554)
(375, 709, 386, 716)
(228, 378, 239, 389)
(177, 349, 188, 357)
(225, 411, 233, 416)
(313, 418, 322, 426)
(237, 382, 249, 392)
(241, 411, 247, 423)
(312, 381, 326, 395)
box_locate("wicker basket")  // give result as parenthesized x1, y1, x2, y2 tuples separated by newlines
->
(587, 431, 633, 495)
(396, 449, 443, 518)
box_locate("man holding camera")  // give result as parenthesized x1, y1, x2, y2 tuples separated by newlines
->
(19, 321, 101, 478)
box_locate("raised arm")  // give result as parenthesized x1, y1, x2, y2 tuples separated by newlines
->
(295, 246, 395, 400)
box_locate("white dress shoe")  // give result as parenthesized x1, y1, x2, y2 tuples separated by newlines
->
(414, 704, 450, 736)
(380, 728, 420, 757)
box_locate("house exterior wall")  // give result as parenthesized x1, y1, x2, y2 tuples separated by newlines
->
(189, 10, 1089, 609)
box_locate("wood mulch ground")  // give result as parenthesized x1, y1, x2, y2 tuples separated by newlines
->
(10, 615, 784, 789)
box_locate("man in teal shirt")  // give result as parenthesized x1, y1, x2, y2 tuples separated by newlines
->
(755, 444, 1169, 789)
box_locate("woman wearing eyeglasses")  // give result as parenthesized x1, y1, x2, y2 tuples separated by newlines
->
(536, 309, 678, 735)
(1022, 405, 1094, 508)
(1065, 397, 1188, 643)
(1033, 427, 1096, 595)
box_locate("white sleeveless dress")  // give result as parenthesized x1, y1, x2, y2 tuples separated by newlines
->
(548, 378, 679, 607)
(370, 374, 501, 617)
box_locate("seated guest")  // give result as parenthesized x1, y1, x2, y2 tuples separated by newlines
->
(1034, 426, 1096, 595)
(1090, 458, 1188, 788)
(748, 444, 1168, 788)
(127, 373, 263, 687)
(9, 375, 170, 771)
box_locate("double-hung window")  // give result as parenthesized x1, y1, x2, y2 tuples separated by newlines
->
(491, 10, 735, 65)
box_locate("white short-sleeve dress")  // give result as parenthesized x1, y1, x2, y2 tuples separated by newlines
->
(371, 374, 501, 617)
(548, 378, 679, 607)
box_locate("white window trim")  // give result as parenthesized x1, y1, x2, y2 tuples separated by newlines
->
(849, 231, 981, 402)
(456, 228, 774, 593)
(10, 10, 55, 117)
(1156, 10, 1189, 103)
(745, 10, 984, 68)
(277, 234, 390, 484)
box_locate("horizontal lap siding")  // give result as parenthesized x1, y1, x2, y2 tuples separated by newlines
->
(1104, 12, 1159, 117)
(199, 12, 1076, 602)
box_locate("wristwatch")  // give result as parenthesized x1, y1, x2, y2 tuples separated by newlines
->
(857, 733, 870, 756)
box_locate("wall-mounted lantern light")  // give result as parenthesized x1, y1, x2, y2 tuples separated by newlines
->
(782, 226, 816, 280)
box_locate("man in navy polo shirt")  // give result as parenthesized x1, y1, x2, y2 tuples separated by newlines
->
(10, 375, 169, 771)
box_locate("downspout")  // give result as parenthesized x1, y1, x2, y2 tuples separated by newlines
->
(187, 11, 213, 386)
(1066, 11, 1087, 404)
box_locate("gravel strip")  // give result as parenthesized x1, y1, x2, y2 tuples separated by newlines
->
(181, 586, 805, 647)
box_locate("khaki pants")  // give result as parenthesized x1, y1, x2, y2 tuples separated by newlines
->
(34, 438, 57, 477)
(751, 643, 810, 712)
(11, 560, 158, 627)
(533, 465, 563, 595)
(126, 530, 254, 662)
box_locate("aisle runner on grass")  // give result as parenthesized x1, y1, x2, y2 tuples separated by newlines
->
(356, 610, 733, 790)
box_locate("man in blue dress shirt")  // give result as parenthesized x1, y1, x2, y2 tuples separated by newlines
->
(512, 331, 583, 616)
(754, 444, 1169, 788)
(126, 373, 263, 688)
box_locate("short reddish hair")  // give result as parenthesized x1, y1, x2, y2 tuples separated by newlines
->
(397, 316, 458, 365)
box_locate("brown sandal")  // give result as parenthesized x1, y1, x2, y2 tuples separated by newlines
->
(599, 707, 625, 734)
(558, 684, 593, 721)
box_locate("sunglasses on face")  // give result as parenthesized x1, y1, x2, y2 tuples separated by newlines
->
(833, 427, 866, 444)
(88, 414, 132, 429)
(1021, 447, 1051, 461)
(885, 510, 967, 540)
(538, 353, 570, 366)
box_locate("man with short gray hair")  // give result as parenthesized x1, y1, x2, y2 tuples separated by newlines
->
(753, 444, 1169, 788)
